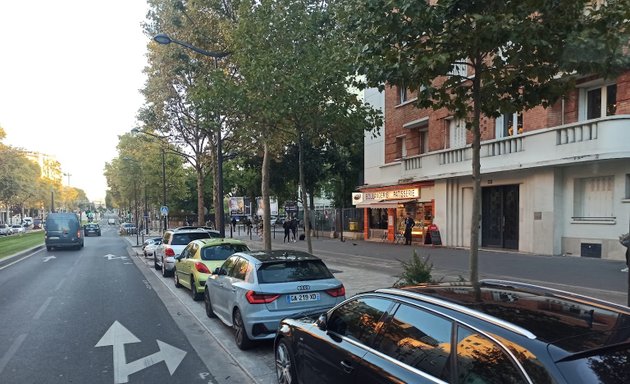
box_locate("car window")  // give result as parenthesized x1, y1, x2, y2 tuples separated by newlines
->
(374, 304, 452, 381)
(171, 232, 210, 245)
(456, 326, 527, 384)
(162, 233, 171, 244)
(221, 256, 239, 275)
(327, 297, 392, 345)
(46, 217, 76, 231)
(230, 258, 250, 280)
(257, 260, 333, 283)
(201, 244, 249, 261)
(180, 245, 192, 259)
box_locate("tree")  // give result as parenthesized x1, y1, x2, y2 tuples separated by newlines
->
(340, 0, 630, 286)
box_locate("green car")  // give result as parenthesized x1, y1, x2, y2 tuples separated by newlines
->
(174, 238, 250, 300)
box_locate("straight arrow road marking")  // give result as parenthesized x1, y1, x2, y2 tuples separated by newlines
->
(95, 321, 186, 383)
(42, 256, 56, 262)
(104, 254, 128, 261)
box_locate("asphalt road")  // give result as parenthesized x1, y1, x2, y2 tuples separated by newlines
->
(0, 225, 251, 384)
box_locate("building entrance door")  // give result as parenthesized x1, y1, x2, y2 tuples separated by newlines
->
(481, 185, 519, 249)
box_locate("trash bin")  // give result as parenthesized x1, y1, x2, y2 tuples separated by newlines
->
(349, 221, 358, 231)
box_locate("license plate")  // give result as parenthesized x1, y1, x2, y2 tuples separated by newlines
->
(48, 236, 59, 240)
(287, 293, 320, 303)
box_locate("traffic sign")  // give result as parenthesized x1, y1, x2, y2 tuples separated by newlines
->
(160, 206, 169, 216)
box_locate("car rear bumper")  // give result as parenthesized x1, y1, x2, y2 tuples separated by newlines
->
(243, 304, 333, 340)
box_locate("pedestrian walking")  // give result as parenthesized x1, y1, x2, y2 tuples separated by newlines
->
(231, 217, 237, 232)
(290, 218, 298, 242)
(283, 219, 291, 243)
(404, 213, 415, 245)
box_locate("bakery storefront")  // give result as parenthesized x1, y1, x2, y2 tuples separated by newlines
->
(353, 182, 435, 243)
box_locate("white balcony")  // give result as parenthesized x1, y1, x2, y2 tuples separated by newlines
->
(399, 115, 630, 180)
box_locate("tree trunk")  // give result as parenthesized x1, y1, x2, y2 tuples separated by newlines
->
(470, 64, 482, 298)
(196, 166, 205, 226)
(261, 141, 272, 251)
(297, 129, 313, 254)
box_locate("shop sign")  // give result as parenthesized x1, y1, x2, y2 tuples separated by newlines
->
(362, 188, 420, 202)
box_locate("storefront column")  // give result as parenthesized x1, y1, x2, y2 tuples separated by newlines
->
(363, 208, 369, 240)
(387, 208, 396, 241)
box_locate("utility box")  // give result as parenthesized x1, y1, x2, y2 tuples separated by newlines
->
(580, 243, 602, 258)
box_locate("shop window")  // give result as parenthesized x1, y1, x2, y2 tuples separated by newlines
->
(369, 209, 389, 229)
(449, 118, 466, 149)
(580, 83, 616, 121)
(573, 176, 614, 220)
(495, 112, 523, 138)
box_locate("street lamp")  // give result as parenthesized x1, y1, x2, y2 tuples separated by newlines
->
(154, 33, 228, 237)
(131, 128, 168, 233)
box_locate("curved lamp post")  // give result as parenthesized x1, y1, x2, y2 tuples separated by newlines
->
(154, 33, 228, 237)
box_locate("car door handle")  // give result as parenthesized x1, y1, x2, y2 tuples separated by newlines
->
(340, 360, 354, 373)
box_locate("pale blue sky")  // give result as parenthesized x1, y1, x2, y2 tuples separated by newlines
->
(0, 1, 149, 201)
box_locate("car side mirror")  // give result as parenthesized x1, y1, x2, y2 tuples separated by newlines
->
(316, 313, 328, 331)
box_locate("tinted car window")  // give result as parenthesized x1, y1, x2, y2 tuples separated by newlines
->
(556, 348, 630, 384)
(374, 304, 452, 381)
(327, 297, 392, 345)
(171, 232, 211, 245)
(456, 326, 527, 384)
(201, 244, 249, 261)
(257, 260, 333, 283)
(230, 258, 249, 280)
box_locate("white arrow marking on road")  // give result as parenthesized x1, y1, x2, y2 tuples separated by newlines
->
(95, 321, 186, 384)
(104, 254, 128, 261)
(42, 256, 56, 262)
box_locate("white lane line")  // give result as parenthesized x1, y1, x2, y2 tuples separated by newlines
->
(0, 333, 27, 375)
(55, 277, 66, 291)
(0, 248, 45, 271)
(33, 297, 53, 320)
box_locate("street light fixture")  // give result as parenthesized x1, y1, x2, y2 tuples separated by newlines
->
(154, 33, 228, 237)
(131, 128, 168, 233)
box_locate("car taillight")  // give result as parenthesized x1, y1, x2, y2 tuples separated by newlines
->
(326, 285, 345, 297)
(194, 262, 210, 274)
(77, 230, 82, 238)
(165, 248, 175, 257)
(246, 291, 280, 304)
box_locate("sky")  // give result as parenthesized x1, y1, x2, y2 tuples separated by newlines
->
(0, 1, 150, 202)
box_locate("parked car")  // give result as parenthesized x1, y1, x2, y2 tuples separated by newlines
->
(0, 223, 11, 236)
(45, 213, 83, 251)
(154, 229, 217, 277)
(142, 237, 162, 257)
(32, 218, 42, 229)
(119, 223, 137, 235)
(107, 218, 116, 225)
(83, 223, 101, 237)
(204, 250, 346, 350)
(11, 224, 25, 234)
(274, 279, 630, 384)
(174, 239, 250, 300)
(173, 226, 221, 237)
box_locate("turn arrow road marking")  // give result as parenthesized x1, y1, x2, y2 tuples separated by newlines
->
(95, 321, 186, 383)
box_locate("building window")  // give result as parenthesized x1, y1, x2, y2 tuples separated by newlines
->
(398, 82, 408, 104)
(449, 118, 466, 149)
(419, 129, 429, 154)
(495, 112, 523, 138)
(582, 83, 616, 120)
(396, 136, 407, 159)
(573, 176, 614, 220)
(449, 59, 467, 79)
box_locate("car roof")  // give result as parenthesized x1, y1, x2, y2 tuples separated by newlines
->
(377, 279, 630, 354)
(191, 238, 247, 247)
(235, 250, 321, 263)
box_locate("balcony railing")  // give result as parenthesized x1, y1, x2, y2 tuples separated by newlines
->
(397, 115, 630, 181)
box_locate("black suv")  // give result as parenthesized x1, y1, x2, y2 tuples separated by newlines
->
(274, 280, 630, 384)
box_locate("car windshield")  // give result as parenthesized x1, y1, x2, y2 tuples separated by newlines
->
(171, 232, 211, 245)
(257, 260, 334, 283)
(201, 244, 249, 261)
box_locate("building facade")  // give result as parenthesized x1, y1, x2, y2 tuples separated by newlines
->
(356, 73, 630, 260)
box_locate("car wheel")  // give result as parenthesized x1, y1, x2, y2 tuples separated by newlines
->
(191, 278, 202, 301)
(275, 339, 298, 384)
(233, 308, 253, 350)
(162, 259, 171, 277)
(174, 270, 182, 288)
(204, 288, 216, 318)
(46, 246, 52, 251)
(154, 256, 160, 270)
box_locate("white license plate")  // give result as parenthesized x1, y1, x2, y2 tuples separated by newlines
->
(288, 293, 320, 303)
(48, 236, 59, 240)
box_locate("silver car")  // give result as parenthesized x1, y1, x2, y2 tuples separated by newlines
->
(0, 223, 11, 236)
(154, 229, 218, 276)
(204, 250, 346, 350)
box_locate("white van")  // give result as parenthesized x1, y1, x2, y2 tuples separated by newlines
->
(23, 217, 33, 226)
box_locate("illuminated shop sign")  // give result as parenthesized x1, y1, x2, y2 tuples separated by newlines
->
(354, 188, 420, 204)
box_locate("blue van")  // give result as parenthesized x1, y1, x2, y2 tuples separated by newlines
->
(45, 213, 84, 251)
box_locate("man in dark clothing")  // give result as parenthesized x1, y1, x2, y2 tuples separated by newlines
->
(290, 218, 298, 242)
(404, 213, 415, 245)
(283, 220, 291, 243)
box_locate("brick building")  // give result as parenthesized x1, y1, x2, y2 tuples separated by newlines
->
(355, 72, 630, 260)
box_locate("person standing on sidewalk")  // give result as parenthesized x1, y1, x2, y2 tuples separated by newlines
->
(290, 217, 298, 242)
(283, 219, 291, 243)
